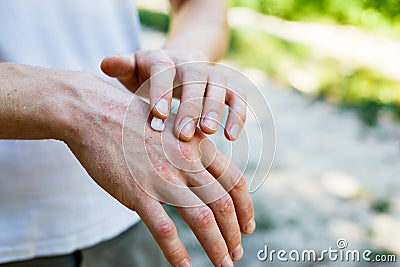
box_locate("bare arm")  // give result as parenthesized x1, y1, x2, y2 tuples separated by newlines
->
(0, 62, 254, 267)
(166, 0, 229, 61)
(0, 62, 71, 140)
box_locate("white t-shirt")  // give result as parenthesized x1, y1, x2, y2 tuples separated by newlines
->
(0, 0, 142, 263)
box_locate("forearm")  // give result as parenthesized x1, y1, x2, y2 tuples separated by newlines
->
(0, 62, 139, 142)
(0, 62, 70, 140)
(165, 0, 229, 61)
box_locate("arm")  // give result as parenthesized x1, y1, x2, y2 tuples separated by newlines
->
(0, 62, 255, 267)
(0, 62, 71, 140)
(166, 0, 229, 61)
(101, 0, 246, 142)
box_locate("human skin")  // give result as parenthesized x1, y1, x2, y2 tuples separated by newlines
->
(0, 63, 255, 267)
(101, 0, 247, 142)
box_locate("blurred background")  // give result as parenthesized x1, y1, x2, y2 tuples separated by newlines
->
(137, 0, 400, 266)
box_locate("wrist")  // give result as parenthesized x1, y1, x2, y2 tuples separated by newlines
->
(55, 71, 148, 147)
(0, 62, 145, 144)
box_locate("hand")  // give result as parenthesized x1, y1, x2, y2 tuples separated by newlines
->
(100, 49, 247, 142)
(61, 74, 255, 267)
(0, 63, 255, 266)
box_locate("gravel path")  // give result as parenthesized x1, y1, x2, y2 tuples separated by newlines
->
(237, 68, 400, 267)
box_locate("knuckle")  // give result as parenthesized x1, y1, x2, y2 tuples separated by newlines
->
(194, 206, 214, 229)
(210, 70, 227, 86)
(166, 246, 182, 263)
(151, 60, 175, 73)
(184, 97, 203, 107)
(154, 220, 176, 239)
(179, 102, 203, 117)
(148, 51, 174, 67)
(232, 177, 247, 192)
(227, 228, 242, 245)
(154, 57, 174, 67)
(236, 202, 254, 227)
(184, 65, 208, 79)
(241, 200, 254, 217)
(215, 195, 235, 214)
(205, 89, 226, 103)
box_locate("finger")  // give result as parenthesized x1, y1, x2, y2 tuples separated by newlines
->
(100, 54, 138, 91)
(174, 64, 208, 141)
(149, 163, 233, 266)
(187, 170, 243, 261)
(136, 198, 191, 267)
(228, 176, 255, 234)
(224, 90, 247, 141)
(205, 149, 255, 235)
(200, 71, 226, 134)
(147, 55, 175, 119)
(176, 204, 233, 267)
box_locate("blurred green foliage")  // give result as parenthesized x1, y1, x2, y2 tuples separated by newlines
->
(138, 6, 400, 124)
(228, 28, 311, 81)
(139, 9, 169, 32)
(370, 198, 391, 213)
(227, 0, 400, 36)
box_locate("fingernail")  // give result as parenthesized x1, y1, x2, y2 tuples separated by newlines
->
(228, 123, 241, 140)
(155, 98, 169, 117)
(245, 218, 256, 233)
(221, 254, 233, 267)
(150, 117, 165, 132)
(178, 258, 191, 267)
(231, 244, 243, 261)
(203, 111, 219, 131)
(179, 117, 195, 138)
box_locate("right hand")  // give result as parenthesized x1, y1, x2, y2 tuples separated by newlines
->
(101, 50, 247, 142)
(59, 73, 255, 267)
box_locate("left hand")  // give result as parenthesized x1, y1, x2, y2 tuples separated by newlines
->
(101, 48, 246, 142)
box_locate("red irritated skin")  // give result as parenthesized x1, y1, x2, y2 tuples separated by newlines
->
(0, 62, 255, 267)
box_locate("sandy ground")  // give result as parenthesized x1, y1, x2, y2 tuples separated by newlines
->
(141, 28, 400, 267)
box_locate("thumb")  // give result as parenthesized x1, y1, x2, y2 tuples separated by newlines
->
(101, 54, 138, 91)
